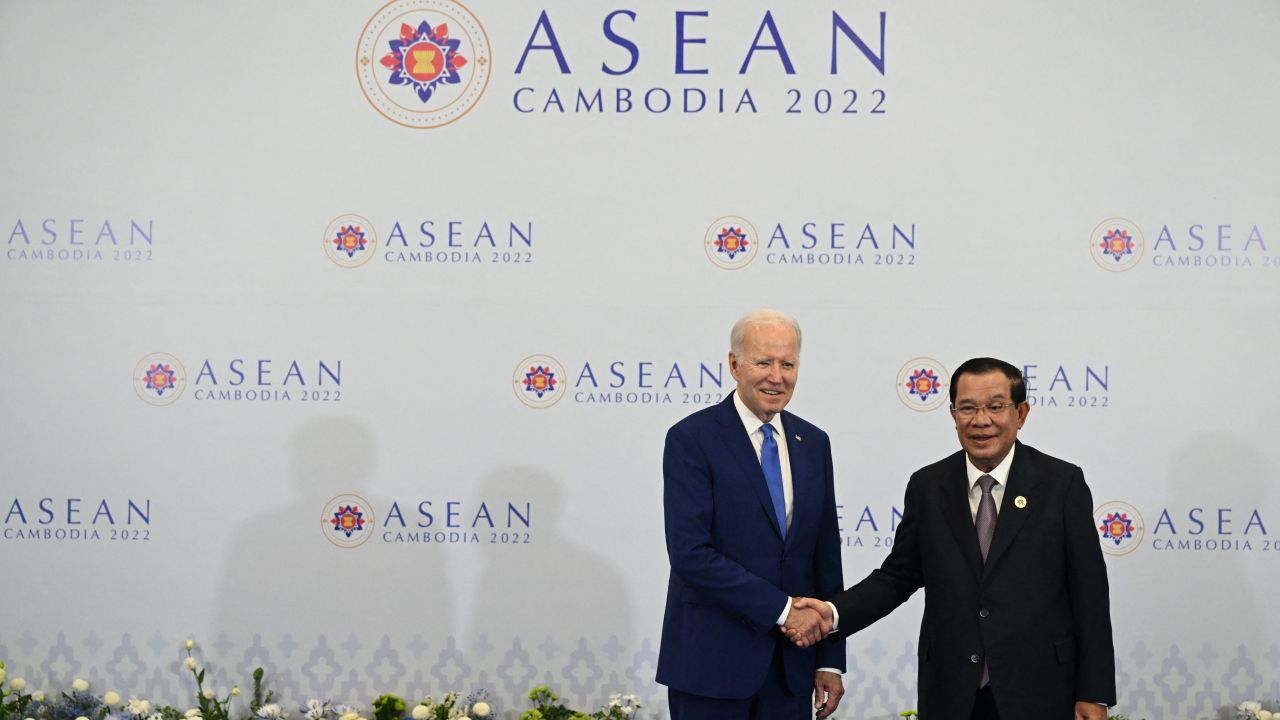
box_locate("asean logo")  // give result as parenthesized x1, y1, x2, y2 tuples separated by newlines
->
(133, 353, 188, 406)
(356, 0, 491, 128)
(323, 214, 379, 268)
(1094, 501, 1144, 556)
(323, 494, 376, 548)
(896, 358, 949, 412)
(705, 216, 759, 270)
(1090, 217, 1145, 272)
(513, 355, 566, 409)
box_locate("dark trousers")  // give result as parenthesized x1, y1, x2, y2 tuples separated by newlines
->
(970, 686, 999, 720)
(668, 643, 811, 720)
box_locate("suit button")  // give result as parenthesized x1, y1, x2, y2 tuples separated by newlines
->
(979, 609, 990, 618)
(970, 654, 981, 663)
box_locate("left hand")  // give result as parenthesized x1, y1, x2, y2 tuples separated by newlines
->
(1074, 701, 1107, 720)
(814, 670, 844, 719)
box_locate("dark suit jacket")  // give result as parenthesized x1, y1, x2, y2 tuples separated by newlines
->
(657, 394, 845, 699)
(832, 441, 1116, 718)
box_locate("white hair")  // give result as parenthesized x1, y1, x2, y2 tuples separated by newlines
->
(730, 309, 802, 354)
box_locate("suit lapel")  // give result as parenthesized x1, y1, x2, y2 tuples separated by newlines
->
(780, 413, 805, 547)
(714, 394, 785, 540)
(938, 452, 984, 578)
(983, 442, 1041, 577)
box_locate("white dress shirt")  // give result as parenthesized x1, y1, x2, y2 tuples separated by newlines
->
(965, 444, 1015, 521)
(732, 389, 794, 530)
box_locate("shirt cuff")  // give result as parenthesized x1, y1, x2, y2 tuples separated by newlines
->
(826, 601, 840, 633)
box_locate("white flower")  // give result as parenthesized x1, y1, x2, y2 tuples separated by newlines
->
(1259, 711, 1273, 720)
(621, 708, 633, 717)
(470, 702, 490, 718)
(185, 640, 195, 650)
(76, 716, 90, 720)
(256, 703, 285, 720)
(104, 691, 121, 706)
(410, 706, 430, 720)
(339, 712, 362, 720)
(185, 709, 203, 718)
(203, 690, 215, 700)
(302, 700, 330, 720)
(184, 658, 198, 671)
(31, 691, 45, 702)
(231, 687, 241, 698)
(11, 677, 26, 692)
(127, 696, 152, 715)
(72, 679, 90, 692)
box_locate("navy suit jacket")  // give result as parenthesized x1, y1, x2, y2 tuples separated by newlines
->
(832, 441, 1116, 718)
(657, 394, 845, 699)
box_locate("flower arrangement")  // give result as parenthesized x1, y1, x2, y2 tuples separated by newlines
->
(3, 648, 643, 720)
(408, 692, 492, 720)
(1, 662, 37, 720)
(519, 686, 640, 720)
(1226, 701, 1280, 720)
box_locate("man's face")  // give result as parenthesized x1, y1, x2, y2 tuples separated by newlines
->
(729, 322, 799, 422)
(949, 370, 1030, 472)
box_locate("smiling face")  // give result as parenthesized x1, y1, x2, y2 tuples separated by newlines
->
(729, 322, 799, 423)
(949, 370, 1030, 472)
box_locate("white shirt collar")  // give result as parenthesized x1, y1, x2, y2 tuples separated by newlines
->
(733, 388, 784, 439)
(965, 443, 1016, 489)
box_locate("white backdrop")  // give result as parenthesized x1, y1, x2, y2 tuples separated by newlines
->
(2, 1, 1278, 718)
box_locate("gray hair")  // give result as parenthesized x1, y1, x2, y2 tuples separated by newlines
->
(730, 309, 802, 354)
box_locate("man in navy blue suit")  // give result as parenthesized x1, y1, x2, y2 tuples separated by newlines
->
(657, 309, 846, 719)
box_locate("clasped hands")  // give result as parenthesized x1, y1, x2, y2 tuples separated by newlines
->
(782, 597, 833, 648)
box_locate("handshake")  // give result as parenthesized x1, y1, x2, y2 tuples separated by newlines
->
(782, 597, 835, 648)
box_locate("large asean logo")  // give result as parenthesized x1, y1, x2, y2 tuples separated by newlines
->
(356, 0, 492, 128)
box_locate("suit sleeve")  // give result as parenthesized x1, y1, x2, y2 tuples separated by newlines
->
(831, 472, 925, 637)
(1063, 467, 1118, 705)
(813, 434, 848, 670)
(663, 423, 791, 633)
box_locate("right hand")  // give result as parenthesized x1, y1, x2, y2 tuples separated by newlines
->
(783, 597, 834, 647)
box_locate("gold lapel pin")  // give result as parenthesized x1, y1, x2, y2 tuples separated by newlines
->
(1014, 496, 1027, 509)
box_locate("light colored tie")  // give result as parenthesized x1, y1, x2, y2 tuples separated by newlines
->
(759, 424, 787, 538)
(976, 473, 997, 687)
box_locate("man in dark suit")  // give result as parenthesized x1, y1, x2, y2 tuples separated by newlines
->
(792, 357, 1116, 719)
(657, 310, 846, 720)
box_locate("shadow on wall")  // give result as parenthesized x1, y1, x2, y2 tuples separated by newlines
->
(209, 415, 453, 702)
(461, 466, 640, 714)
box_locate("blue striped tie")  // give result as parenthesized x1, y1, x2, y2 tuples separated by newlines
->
(760, 424, 787, 538)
